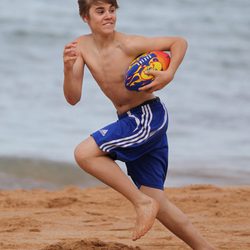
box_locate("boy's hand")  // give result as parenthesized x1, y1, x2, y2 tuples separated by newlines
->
(63, 41, 80, 71)
(138, 69, 174, 93)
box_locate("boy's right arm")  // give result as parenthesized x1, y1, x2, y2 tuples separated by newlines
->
(63, 41, 84, 105)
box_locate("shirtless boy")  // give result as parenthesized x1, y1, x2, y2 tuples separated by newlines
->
(63, 0, 214, 249)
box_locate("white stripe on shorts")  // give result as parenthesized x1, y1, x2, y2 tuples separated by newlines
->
(100, 104, 151, 152)
(108, 102, 168, 150)
(103, 105, 153, 152)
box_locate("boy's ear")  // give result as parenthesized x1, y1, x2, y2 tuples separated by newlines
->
(83, 15, 88, 23)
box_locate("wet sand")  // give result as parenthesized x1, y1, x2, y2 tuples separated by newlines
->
(0, 185, 249, 249)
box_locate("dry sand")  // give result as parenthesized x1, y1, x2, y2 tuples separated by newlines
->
(0, 185, 249, 250)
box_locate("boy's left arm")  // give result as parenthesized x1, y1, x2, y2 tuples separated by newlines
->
(137, 37, 188, 93)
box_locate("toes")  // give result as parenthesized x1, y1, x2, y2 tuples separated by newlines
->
(131, 199, 159, 241)
(132, 232, 138, 241)
(132, 226, 147, 241)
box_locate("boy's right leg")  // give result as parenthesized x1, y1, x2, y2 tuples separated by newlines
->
(74, 136, 159, 240)
(140, 186, 215, 250)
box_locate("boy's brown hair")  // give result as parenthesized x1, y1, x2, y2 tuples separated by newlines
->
(78, 0, 119, 17)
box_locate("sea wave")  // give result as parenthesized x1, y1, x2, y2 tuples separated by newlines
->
(0, 157, 100, 190)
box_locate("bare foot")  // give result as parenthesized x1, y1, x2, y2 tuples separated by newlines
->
(132, 197, 159, 241)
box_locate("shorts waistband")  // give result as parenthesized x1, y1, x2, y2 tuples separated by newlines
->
(118, 97, 161, 119)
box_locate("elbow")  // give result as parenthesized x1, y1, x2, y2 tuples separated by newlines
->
(63, 87, 81, 105)
(68, 99, 79, 106)
(65, 95, 81, 106)
(171, 37, 188, 55)
(179, 37, 188, 51)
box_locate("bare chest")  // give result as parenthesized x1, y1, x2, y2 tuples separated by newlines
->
(84, 46, 133, 86)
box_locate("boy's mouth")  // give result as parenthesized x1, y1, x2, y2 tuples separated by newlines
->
(103, 22, 113, 26)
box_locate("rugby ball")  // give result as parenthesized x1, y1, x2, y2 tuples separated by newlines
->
(125, 51, 170, 91)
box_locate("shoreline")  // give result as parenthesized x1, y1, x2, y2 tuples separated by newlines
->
(0, 185, 249, 249)
(1, 156, 250, 190)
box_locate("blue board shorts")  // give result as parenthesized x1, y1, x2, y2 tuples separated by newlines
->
(91, 97, 169, 190)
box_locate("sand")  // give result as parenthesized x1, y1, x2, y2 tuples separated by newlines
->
(0, 185, 249, 250)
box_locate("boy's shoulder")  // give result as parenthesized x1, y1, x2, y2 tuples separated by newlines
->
(74, 34, 94, 52)
(116, 32, 151, 55)
(75, 34, 92, 42)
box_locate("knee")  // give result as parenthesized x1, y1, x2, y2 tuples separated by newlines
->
(74, 137, 105, 172)
(74, 143, 89, 170)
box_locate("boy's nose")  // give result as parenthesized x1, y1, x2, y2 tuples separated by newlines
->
(104, 10, 112, 19)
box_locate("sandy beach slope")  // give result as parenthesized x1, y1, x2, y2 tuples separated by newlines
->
(0, 185, 249, 250)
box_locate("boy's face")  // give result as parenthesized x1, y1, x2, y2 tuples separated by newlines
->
(84, 2, 117, 35)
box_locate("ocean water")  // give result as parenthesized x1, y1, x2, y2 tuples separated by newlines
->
(0, 0, 250, 189)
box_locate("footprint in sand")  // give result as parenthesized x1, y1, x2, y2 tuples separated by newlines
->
(109, 227, 134, 231)
(85, 211, 104, 216)
(40, 239, 141, 250)
(46, 197, 78, 208)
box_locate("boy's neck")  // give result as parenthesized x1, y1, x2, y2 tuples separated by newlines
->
(92, 31, 116, 50)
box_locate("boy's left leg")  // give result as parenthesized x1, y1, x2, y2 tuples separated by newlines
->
(140, 186, 215, 250)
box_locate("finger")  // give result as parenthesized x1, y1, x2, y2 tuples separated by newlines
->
(138, 81, 158, 91)
(64, 48, 77, 55)
(64, 45, 77, 52)
(69, 40, 78, 45)
(139, 85, 151, 91)
(64, 42, 77, 50)
(65, 42, 77, 47)
(145, 69, 159, 76)
(64, 48, 79, 59)
(139, 86, 154, 92)
(140, 83, 163, 92)
(140, 87, 156, 93)
(144, 85, 160, 93)
(64, 56, 78, 63)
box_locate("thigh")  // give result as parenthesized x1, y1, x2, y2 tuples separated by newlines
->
(75, 136, 108, 158)
(126, 144, 168, 190)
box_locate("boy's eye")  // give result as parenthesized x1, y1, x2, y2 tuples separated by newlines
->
(109, 7, 116, 13)
(95, 6, 116, 15)
(96, 9, 105, 14)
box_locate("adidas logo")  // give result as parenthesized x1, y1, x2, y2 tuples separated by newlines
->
(149, 131, 156, 137)
(99, 129, 108, 136)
